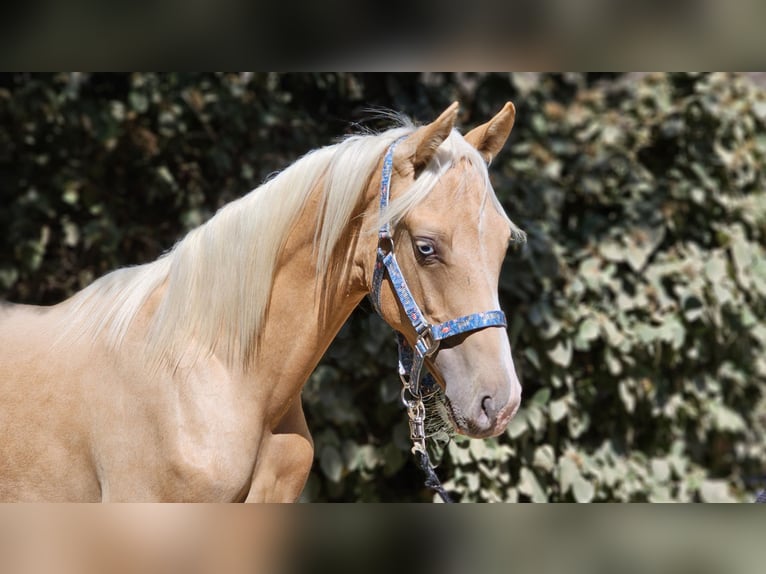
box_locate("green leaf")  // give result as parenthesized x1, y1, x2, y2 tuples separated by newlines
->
(469, 439, 490, 461)
(704, 253, 728, 283)
(623, 226, 664, 272)
(752, 258, 766, 296)
(699, 480, 736, 503)
(618, 380, 636, 413)
(549, 398, 568, 422)
(709, 403, 746, 432)
(466, 472, 480, 492)
(548, 340, 572, 367)
(320, 445, 344, 483)
(533, 444, 556, 472)
(648, 485, 672, 503)
(527, 406, 545, 432)
(601, 316, 625, 347)
(519, 467, 548, 503)
(531, 388, 551, 407)
(682, 296, 705, 322)
(573, 475, 595, 503)
(599, 241, 624, 262)
(579, 257, 603, 289)
(524, 348, 541, 370)
(0, 266, 19, 289)
(448, 440, 473, 465)
(575, 317, 600, 348)
(129, 91, 149, 113)
(658, 316, 686, 350)
(507, 412, 527, 439)
(730, 237, 752, 288)
(651, 459, 671, 482)
(625, 243, 648, 272)
(605, 350, 622, 375)
(559, 456, 581, 494)
(635, 324, 659, 344)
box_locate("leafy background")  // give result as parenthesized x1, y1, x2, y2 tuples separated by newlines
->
(1, 73, 764, 502)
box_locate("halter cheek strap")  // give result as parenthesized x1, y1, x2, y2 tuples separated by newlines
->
(369, 138, 508, 502)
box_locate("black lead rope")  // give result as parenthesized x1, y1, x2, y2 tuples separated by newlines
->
(417, 450, 453, 503)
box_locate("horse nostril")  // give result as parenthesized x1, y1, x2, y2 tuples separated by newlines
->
(481, 395, 495, 420)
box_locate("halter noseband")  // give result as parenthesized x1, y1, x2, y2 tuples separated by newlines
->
(369, 137, 508, 502)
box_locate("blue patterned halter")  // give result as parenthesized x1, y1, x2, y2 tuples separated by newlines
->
(370, 137, 508, 399)
(369, 137, 508, 501)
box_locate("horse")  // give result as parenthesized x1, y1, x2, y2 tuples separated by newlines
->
(0, 102, 523, 501)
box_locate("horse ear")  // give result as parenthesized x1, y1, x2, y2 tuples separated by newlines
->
(464, 102, 516, 164)
(397, 102, 459, 172)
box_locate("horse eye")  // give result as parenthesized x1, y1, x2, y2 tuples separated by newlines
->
(415, 242, 435, 257)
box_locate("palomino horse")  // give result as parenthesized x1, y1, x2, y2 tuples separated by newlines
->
(0, 102, 523, 501)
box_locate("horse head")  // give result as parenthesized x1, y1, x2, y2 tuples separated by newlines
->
(370, 102, 522, 439)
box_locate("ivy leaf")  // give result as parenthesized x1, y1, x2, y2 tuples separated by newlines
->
(704, 253, 728, 283)
(619, 380, 636, 413)
(524, 348, 541, 370)
(527, 406, 546, 432)
(579, 257, 603, 289)
(699, 480, 736, 503)
(730, 236, 752, 289)
(507, 411, 528, 439)
(651, 459, 671, 482)
(469, 439, 490, 461)
(533, 444, 556, 472)
(559, 456, 581, 494)
(519, 467, 548, 503)
(573, 475, 595, 503)
(531, 388, 551, 406)
(320, 445, 344, 483)
(709, 403, 746, 432)
(624, 226, 664, 272)
(548, 340, 573, 367)
(658, 316, 686, 350)
(601, 316, 625, 347)
(575, 317, 600, 349)
(549, 398, 568, 422)
(599, 241, 624, 262)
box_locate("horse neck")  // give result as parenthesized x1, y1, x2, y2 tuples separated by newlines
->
(250, 179, 379, 424)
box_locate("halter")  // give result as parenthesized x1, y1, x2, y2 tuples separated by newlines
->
(370, 137, 508, 502)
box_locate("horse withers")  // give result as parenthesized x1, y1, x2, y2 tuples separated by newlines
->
(0, 102, 523, 501)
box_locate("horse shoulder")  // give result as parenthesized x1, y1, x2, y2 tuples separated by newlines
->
(245, 396, 314, 502)
(109, 353, 264, 502)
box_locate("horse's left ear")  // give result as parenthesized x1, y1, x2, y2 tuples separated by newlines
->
(397, 102, 459, 173)
(464, 102, 516, 164)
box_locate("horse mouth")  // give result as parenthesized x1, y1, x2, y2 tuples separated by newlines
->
(425, 361, 514, 439)
(442, 395, 500, 439)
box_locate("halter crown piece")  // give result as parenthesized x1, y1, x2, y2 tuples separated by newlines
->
(370, 138, 508, 503)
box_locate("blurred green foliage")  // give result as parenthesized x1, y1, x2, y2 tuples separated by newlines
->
(1, 73, 765, 502)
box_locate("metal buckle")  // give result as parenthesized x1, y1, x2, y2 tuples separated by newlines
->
(406, 397, 427, 455)
(378, 234, 394, 255)
(415, 328, 439, 358)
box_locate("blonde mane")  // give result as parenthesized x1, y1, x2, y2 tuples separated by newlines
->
(63, 123, 516, 370)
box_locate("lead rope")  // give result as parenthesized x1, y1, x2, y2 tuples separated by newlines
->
(398, 333, 453, 503)
(406, 398, 453, 503)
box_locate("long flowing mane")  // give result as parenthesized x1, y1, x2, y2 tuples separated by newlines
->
(63, 122, 517, 370)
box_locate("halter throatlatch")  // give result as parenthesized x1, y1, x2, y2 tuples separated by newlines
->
(370, 138, 508, 503)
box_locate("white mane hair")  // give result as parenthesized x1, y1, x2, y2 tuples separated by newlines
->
(63, 121, 521, 370)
